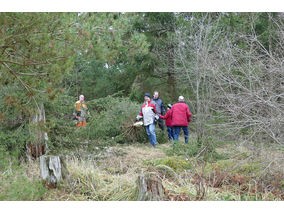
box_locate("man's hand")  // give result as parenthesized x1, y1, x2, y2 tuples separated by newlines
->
(155, 114, 159, 121)
(136, 115, 142, 121)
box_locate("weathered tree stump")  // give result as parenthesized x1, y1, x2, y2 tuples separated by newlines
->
(40, 155, 69, 188)
(136, 172, 167, 201)
(27, 104, 48, 160)
(26, 142, 47, 160)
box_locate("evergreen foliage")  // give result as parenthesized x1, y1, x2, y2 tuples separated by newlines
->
(0, 12, 283, 201)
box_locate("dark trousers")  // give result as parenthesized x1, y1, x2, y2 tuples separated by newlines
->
(167, 126, 174, 141)
(156, 119, 165, 131)
(173, 126, 189, 143)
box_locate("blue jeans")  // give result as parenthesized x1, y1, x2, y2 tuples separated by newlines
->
(167, 126, 174, 141)
(173, 126, 189, 143)
(145, 123, 157, 147)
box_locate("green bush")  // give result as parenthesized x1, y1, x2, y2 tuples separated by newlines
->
(0, 172, 46, 201)
(0, 149, 22, 172)
(86, 96, 144, 142)
(44, 94, 169, 152)
(0, 123, 28, 159)
(0, 152, 46, 201)
(145, 156, 192, 171)
(45, 94, 143, 150)
(155, 128, 168, 144)
(45, 95, 78, 151)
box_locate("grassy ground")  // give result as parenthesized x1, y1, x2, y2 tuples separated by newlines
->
(1, 135, 283, 201)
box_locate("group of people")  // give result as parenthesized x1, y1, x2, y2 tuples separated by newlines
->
(73, 92, 192, 147)
(136, 91, 192, 147)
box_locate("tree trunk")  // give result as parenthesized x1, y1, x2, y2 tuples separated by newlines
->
(26, 103, 48, 160)
(40, 155, 69, 188)
(167, 43, 177, 101)
(136, 172, 167, 201)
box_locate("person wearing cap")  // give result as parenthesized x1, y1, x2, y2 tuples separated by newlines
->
(73, 94, 90, 127)
(136, 93, 158, 147)
(151, 91, 166, 131)
(171, 96, 192, 143)
(159, 104, 174, 141)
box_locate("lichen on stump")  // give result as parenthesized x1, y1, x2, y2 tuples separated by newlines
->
(40, 155, 69, 188)
(136, 172, 167, 201)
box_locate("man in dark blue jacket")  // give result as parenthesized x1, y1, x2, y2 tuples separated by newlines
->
(151, 91, 166, 131)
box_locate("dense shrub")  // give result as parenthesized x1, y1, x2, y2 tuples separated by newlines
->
(86, 96, 143, 141)
(0, 124, 29, 159)
(46, 94, 156, 152)
(0, 172, 46, 201)
(0, 152, 46, 201)
(1, 93, 169, 156)
(44, 95, 79, 152)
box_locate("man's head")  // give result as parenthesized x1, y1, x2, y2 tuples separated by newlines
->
(144, 93, 151, 102)
(79, 95, 85, 103)
(153, 91, 159, 99)
(178, 96, 184, 102)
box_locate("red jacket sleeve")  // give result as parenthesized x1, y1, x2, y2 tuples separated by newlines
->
(160, 110, 171, 120)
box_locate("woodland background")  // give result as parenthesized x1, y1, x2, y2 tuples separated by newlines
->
(0, 12, 283, 201)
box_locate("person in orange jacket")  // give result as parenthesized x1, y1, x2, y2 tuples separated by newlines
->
(73, 95, 90, 127)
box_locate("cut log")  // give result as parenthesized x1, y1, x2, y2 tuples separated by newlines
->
(40, 155, 68, 188)
(27, 104, 48, 160)
(133, 121, 143, 127)
(136, 172, 167, 201)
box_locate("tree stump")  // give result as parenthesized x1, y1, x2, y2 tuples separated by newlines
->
(40, 155, 69, 188)
(27, 104, 48, 160)
(136, 172, 167, 201)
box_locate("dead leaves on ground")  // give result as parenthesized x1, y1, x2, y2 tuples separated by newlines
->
(191, 168, 283, 200)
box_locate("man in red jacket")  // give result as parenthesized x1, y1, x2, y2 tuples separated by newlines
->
(171, 96, 192, 143)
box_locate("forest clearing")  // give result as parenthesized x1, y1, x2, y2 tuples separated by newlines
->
(1, 132, 283, 201)
(0, 12, 283, 201)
